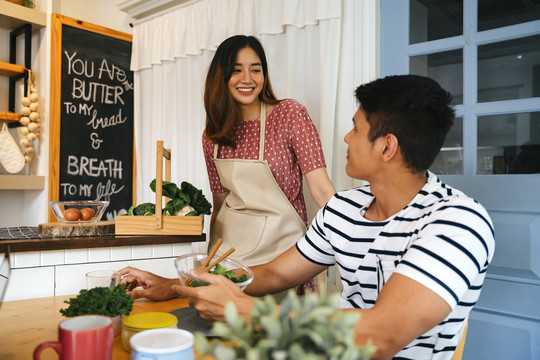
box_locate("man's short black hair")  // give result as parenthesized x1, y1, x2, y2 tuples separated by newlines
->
(355, 75, 455, 173)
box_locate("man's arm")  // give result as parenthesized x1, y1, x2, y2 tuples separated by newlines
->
(174, 246, 326, 321)
(246, 245, 326, 296)
(348, 273, 451, 360)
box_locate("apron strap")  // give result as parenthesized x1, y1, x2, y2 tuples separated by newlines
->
(213, 102, 267, 161)
(258, 102, 266, 161)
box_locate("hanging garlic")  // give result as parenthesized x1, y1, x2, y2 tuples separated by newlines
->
(28, 122, 38, 132)
(21, 107, 31, 116)
(19, 127, 29, 136)
(21, 97, 31, 107)
(19, 69, 41, 164)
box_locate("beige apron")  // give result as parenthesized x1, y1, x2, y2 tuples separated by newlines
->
(209, 102, 306, 267)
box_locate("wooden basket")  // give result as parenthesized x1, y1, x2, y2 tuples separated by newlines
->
(115, 141, 204, 235)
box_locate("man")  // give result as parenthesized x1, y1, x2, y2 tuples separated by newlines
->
(121, 75, 495, 360)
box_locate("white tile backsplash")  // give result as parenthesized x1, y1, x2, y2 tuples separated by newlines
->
(65, 249, 88, 264)
(4, 267, 55, 301)
(12, 252, 41, 268)
(111, 246, 131, 261)
(3, 243, 194, 301)
(153, 244, 174, 258)
(132, 245, 153, 259)
(88, 248, 111, 263)
(41, 250, 65, 266)
(173, 243, 191, 256)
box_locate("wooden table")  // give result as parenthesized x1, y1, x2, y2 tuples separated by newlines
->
(0, 294, 191, 360)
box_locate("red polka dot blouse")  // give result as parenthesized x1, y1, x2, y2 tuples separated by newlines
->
(202, 99, 327, 224)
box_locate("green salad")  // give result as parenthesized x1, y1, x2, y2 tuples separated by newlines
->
(187, 263, 248, 287)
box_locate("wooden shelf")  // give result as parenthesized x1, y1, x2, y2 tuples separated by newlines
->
(0, 111, 22, 122)
(0, 1, 46, 30)
(0, 61, 25, 76)
(0, 175, 45, 190)
(0, 232, 206, 253)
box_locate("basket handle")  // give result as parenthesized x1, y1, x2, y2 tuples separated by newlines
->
(155, 140, 171, 229)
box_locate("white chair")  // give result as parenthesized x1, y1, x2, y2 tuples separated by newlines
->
(0, 252, 10, 307)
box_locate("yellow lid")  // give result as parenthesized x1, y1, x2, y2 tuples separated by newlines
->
(122, 312, 177, 330)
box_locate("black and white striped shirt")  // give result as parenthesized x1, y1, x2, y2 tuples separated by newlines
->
(296, 171, 495, 359)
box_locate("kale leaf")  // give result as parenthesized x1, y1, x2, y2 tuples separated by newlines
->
(60, 284, 133, 318)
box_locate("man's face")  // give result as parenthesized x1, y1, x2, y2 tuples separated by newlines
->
(344, 107, 380, 180)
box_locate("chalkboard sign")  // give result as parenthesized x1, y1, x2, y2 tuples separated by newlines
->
(49, 14, 136, 221)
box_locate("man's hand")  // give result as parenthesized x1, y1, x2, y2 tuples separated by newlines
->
(173, 270, 254, 323)
(119, 267, 178, 301)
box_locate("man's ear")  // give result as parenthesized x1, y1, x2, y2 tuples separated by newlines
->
(381, 134, 399, 160)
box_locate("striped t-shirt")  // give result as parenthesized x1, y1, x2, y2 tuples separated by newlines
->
(296, 171, 495, 360)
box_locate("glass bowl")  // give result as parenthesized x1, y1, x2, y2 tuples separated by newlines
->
(174, 253, 254, 290)
(49, 201, 109, 223)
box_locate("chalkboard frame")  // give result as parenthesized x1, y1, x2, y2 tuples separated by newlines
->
(48, 14, 136, 222)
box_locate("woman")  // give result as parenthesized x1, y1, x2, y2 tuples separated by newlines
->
(119, 35, 334, 301)
(202, 35, 335, 278)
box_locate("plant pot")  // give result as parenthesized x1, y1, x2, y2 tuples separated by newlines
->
(112, 315, 122, 336)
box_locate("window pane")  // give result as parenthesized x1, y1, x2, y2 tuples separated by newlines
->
(431, 117, 463, 175)
(409, 0, 463, 44)
(477, 112, 540, 174)
(410, 49, 463, 105)
(478, 35, 540, 102)
(479, 0, 540, 32)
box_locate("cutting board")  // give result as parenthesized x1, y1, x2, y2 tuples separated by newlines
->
(38, 221, 115, 237)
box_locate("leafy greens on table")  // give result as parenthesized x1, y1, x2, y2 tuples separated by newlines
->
(60, 284, 133, 318)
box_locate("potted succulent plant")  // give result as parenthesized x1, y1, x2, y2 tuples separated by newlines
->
(194, 290, 376, 360)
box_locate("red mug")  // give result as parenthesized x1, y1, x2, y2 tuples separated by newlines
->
(33, 315, 113, 360)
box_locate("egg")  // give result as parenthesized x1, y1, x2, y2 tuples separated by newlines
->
(80, 208, 95, 220)
(63, 208, 81, 221)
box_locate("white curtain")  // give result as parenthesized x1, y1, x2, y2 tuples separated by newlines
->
(130, 0, 372, 249)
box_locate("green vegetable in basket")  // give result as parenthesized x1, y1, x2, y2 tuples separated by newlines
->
(128, 180, 211, 217)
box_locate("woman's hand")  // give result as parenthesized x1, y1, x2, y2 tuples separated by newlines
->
(173, 270, 254, 323)
(119, 267, 179, 301)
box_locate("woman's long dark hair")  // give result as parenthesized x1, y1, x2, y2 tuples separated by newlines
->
(204, 35, 279, 147)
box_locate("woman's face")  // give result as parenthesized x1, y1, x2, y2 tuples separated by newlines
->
(227, 46, 264, 107)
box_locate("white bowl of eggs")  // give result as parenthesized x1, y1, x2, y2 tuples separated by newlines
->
(49, 201, 109, 223)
